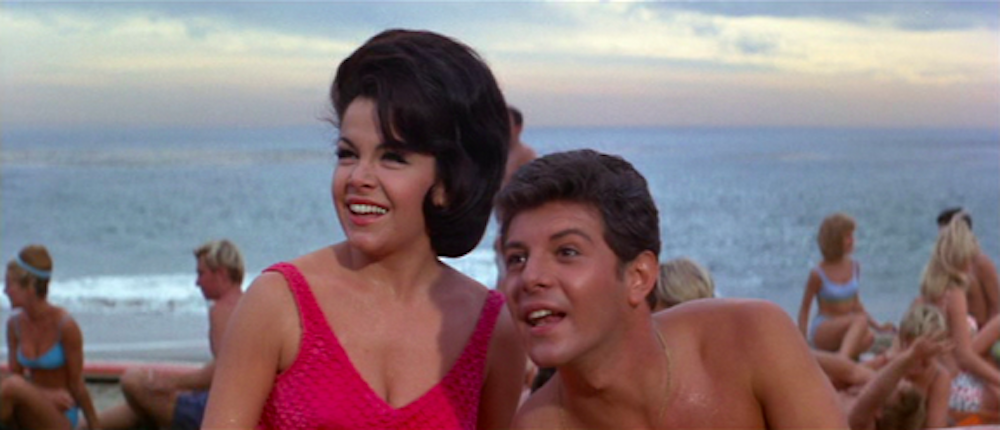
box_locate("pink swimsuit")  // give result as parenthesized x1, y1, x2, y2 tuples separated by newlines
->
(258, 263, 504, 429)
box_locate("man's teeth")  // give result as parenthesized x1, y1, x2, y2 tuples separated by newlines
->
(350, 204, 387, 215)
(528, 309, 554, 323)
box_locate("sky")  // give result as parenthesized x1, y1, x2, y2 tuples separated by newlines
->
(1, 1, 998, 131)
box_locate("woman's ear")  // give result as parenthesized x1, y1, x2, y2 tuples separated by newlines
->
(431, 182, 448, 208)
(626, 250, 659, 308)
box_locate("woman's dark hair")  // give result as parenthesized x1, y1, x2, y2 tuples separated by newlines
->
(496, 149, 661, 271)
(331, 29, 509, 257)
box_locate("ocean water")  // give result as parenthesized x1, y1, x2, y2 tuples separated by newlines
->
(2, 126, 998, 361)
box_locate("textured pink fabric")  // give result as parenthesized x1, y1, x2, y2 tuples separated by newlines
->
(258, 262, 504, 430)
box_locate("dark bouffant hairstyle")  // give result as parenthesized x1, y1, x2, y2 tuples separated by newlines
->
(508, 106, 523, 127)
(331, 29, 509, 257)
(496, 149, 661, 271)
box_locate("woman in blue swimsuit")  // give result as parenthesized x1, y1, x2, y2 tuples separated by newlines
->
(797, 213, 894, 360)
(1, 245, 99, 429)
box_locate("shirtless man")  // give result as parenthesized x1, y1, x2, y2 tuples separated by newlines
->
(95, 239, 245, 430)
(937, 208, 999, 329)
(496, 149, 847, 429)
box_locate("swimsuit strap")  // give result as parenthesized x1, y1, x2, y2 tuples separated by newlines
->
(263, 262, 325, 344)
(56, 313, 70, 341)
(815, 265, 831, 284)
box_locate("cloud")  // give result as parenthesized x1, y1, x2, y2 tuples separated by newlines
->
(1, 2, 997, 129)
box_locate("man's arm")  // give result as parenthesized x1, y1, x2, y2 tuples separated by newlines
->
(975, 253, 999, 321)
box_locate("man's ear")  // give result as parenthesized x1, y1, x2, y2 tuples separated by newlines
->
(625, 250, 659, 308)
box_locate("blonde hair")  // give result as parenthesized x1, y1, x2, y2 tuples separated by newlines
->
(920, 215, 979, 300)
(817, 213, 856, 261)
(5, 244, 53, 299)
(194, 239, 245, 284)
(654, 257, 714, 309)
(898, 304, 947, 344)
(876, 385, 926, 430)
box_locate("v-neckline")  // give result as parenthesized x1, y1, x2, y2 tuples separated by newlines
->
(302, 276, 497, 411)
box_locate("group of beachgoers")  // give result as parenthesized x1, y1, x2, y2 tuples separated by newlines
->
(2, 28, 998, 430)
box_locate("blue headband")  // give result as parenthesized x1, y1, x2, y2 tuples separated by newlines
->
(15, 255, 51, 280)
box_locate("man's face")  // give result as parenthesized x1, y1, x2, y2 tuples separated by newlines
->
(500, 200, 638, 367)
(196, 257, 227, 300)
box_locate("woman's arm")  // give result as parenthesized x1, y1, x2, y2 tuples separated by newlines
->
(61, 317, 99, 430)
(971, 315, 999, 358)
(476, 305, 526, 430)
(924, 365, 952, 429)
(6, 318, 23, 376)
(798, 271, 821, 339)
(946, 290, 1000, 386)
(202, 273, 294, 430)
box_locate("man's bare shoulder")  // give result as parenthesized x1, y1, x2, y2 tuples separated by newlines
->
(511, 379, 560, 430)
(656, 298, 787, 330)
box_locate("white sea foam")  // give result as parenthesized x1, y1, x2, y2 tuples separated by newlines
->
(0, 250, 501, 315)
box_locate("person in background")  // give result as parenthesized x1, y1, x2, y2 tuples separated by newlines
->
(94, 239, 244, 430)
(652, 257, 715, 311)
(822, 303, 952, 428)
(917, 214, 1000, 423)
(203, 29, 524, 429)
(501, 106, 538, 188)
(936, 207, 999, 330)
(1, 244, 99, 430)
(797, 213, 894, 360)
(498, 149, 846, 429)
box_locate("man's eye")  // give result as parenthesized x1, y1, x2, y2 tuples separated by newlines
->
(557, 247, 580, 257)
(505, 254, 526, 267)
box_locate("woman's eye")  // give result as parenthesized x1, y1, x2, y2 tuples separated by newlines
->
(382, 151, 408, 164)
(335, 148, 357, 160)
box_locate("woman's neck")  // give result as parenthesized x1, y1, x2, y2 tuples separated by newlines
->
(338, 242, 445, 301)
(22, 300, 53, 321)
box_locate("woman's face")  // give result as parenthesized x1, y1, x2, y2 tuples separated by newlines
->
(332, 97, 441, 257)
(3, 270, 30, 308)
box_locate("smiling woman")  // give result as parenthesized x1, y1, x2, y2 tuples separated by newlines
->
(201, 29, 524, 430)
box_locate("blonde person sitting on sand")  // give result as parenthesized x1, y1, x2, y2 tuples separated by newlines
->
(1, 244, 100, 430)
(814, 326, 950, 430)
(936, 208, 999, 330)
(798, 213, 894, 360)
(94, 239, 244, 430)
(498, 149, 846, 429)
(652, 257, 715, 311)
(916, 214, 1000, 424)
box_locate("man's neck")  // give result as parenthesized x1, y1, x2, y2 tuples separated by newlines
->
(557, 319, 670, 427)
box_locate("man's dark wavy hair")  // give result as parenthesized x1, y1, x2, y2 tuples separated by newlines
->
(496, 149, 661, 273)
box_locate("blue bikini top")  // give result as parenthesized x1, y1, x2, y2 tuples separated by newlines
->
(15, 314, 69, 370)
(816, 261, 860, 303)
